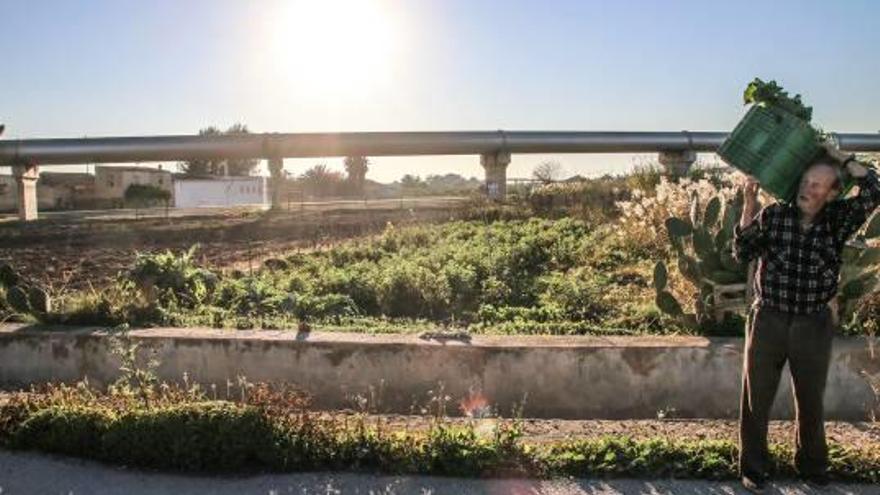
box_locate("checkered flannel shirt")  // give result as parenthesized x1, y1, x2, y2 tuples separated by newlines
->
(733, 168, 880, 314)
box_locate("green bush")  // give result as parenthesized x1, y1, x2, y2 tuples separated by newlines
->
(41, 218, 745, 335)
(9, 406, 110, 458)
(101, 402, 278, 471)
(130, 247, 217, 309)
(2, 388, 878, 481)
(378, 260, 450, 318)
(124, 184, 171, 208)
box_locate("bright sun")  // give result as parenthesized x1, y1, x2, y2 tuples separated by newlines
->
(268, 0, 398, 97)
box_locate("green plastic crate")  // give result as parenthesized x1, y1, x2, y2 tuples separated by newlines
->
(718, 103, 823, 202)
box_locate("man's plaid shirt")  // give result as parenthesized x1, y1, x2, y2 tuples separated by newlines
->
(733, 169, 880, 314)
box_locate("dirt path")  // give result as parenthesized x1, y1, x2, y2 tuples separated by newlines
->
(1, 449, 877, 494)
(335, 413, 880, 450)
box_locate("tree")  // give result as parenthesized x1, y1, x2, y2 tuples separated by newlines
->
(343, 155, 369, 195)
(225, 123, 260, 176)
(532, 160, 566, 184)
(400, 174, 423, 189)
(399, 174, 427, 196)
(300, 163, 345, 197)
(124, 184, 171, 211)
(178, 126, 222, 176)
(178, 123, 258, 177)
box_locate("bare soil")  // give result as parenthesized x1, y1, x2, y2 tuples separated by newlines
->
(335, 412, 880, 450)
(0, 201, 465, 291)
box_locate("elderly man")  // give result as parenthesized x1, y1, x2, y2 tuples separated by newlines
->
(732, 142, 880, 492)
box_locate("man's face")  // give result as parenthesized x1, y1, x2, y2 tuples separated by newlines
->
(796, 164, 839, 217)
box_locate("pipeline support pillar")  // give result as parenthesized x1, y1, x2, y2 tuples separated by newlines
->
(481, 151, 511, 200)
(268, 157, 284, 210)
(658, 150, 696, 177)
(13, 164, 39, 221)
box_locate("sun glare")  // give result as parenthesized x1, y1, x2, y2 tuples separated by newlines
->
(268, 0, 399, 97)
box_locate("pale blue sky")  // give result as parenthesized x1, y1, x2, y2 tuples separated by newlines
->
(1, 0, 878, 181)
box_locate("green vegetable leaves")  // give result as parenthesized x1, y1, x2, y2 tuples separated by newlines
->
(743, 78, 813, 121)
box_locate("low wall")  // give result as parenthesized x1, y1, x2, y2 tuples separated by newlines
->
(0, 325, 877, 420)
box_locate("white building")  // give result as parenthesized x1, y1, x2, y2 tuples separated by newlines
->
(173, 176, 267, 208)
(94, 165, 172, 202)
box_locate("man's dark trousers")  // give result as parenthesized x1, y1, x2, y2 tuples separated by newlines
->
(739, 304, 834, 479)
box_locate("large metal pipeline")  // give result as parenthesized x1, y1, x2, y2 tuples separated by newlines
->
(3, 131, 878, 166)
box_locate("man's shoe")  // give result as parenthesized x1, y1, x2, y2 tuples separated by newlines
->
(741, 474, 767, 493)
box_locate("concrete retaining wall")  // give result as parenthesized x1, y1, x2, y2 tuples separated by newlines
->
(0, 325, 877, 420)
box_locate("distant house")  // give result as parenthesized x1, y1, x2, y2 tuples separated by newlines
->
(173, 176, 267, 208)
(39, 172, 95, 210)
(94, 165, 173, 206)
(0, 175, 16, 212)
(0, 172, 96, 212)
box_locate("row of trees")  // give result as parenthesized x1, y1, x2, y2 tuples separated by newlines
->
(294, 156, 370, 197)
(180, 123, 583, 197)
(293, 168, 482, 199)
(178, 124, 260, 177)
(177, 123, 372, 196)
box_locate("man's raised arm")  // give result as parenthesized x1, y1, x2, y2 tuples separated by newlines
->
(733, 177, 769, 263)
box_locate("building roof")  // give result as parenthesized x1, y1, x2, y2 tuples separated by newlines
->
(174, 175, 265, 182)
(39, 172, 95, 186)
(95, 165, 169, 174)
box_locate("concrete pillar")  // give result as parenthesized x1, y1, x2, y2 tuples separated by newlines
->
(480, 151, 511, 200)
(267, 157, 284, 209)
(12, 164, 39, 221)
(658, 150, 696, 177)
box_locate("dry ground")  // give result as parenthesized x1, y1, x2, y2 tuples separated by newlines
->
(0, 198, 467, 291)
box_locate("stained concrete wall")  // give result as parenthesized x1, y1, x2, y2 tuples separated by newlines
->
(0, 325, 877, 420)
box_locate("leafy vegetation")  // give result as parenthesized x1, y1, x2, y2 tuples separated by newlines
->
(31, 217, 686, 335)
(123, 184, 172, 208)
(4, 165, 878, 338)
(1, 380, 878, 481)
(653, 189, 750, 332)
(743, 78, 813, 121)
(178, 123, 259, 177)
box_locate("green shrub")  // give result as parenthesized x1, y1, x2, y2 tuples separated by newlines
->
(378, 260, 450, 318)
(101, 402, 278, 471)
(216, 277, 289, 316)
(124, 184, 171, 208)
(2, 391, 878, 482)
(41, 217, 752, 335)
(130, 247, 217, 309)
(537, 270, 613, 323)
(9, 406, 111, 458)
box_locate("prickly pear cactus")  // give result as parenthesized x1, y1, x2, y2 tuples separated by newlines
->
(0, 263, 19, 288)
(27, 286, 51, 314)
(653, 261, 684, 316)
(836, 210, 880, 326)
(656, 192, 750, 324)
(6, 286, 30, 314)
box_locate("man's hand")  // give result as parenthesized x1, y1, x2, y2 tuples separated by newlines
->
(819, 137, 850, 163)
(820, 136, 868, 178)
(740, 176, 760, 229)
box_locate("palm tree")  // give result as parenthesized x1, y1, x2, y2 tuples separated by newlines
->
(343, 155, 369, 195)
(178, 126, 223, 176)
(225, 123, 259, 176)
(300, 163, 344, 197)
(177, 123, 258, 176)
